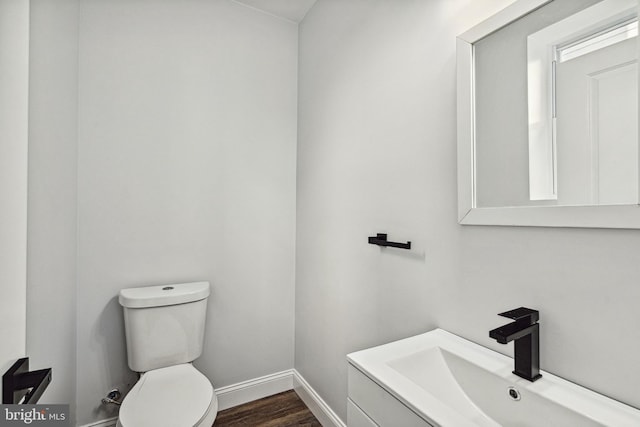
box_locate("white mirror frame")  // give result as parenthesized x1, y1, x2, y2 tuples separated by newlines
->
(457, 0, 640, 228)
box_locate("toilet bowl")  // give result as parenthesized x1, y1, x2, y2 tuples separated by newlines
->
(117, 282, 217, 427)
(116, 364, 218, 427)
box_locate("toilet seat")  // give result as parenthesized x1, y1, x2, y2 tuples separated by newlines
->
(118, 363, 217, 427)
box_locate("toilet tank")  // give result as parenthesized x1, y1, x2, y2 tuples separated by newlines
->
(119, 281, 210, 372)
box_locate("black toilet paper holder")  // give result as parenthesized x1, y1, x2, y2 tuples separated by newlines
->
(367, 233, 411, 250)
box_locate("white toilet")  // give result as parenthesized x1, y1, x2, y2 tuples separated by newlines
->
(116, 281, 218, 427)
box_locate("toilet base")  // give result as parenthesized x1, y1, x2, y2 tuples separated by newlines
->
(116, 393, 217, 427)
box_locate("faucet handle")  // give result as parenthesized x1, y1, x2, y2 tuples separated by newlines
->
(498, 307, 539, 324)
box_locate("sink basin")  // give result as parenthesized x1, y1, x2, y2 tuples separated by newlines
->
(347, 329, 640, 426)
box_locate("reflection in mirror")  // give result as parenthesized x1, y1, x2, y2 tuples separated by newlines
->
(473, 0, 638, 209)
(528, 0, 638, 204)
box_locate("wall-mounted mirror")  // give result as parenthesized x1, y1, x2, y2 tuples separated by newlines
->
(457, 0, 640, 228)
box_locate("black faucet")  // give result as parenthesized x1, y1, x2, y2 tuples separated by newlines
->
(489, 307, 541, 382)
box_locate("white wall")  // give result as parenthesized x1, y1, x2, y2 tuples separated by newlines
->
(76, 1, 297, 425)
(0, 0, 29, 392)
(26, 0, 79, 414)
(296, 0, 640, 422)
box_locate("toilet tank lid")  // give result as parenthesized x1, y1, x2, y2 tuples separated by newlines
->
(119, 281, 210, 308)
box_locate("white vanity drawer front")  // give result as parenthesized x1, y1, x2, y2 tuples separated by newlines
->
(348, 364, 433, 427)
(348, 398, 378, 427)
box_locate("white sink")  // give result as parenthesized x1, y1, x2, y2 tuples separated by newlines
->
(347, 329, 640, 426)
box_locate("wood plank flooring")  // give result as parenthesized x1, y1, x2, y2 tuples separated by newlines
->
(213, 390, 322, 427)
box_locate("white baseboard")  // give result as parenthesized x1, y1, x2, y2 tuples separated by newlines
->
(215, 369, 293, 411)
(293, 369, 346, 427)
(79, 416, 117, 427)
(78, 369, 344, 427)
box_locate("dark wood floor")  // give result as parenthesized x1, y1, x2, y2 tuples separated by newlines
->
(213, 390, 322, 427)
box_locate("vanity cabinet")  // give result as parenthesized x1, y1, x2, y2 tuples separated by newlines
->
(347, 399, 377, 427)
(347, 364, 434, 427)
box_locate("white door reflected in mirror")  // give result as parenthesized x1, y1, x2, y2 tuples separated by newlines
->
(557, 36, 637, 205)
(527, 0, 638, 205)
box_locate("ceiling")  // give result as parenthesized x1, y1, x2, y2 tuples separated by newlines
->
(233, 0, 317, 23)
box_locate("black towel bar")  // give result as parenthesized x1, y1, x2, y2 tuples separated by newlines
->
(2, 357, 51, 404)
